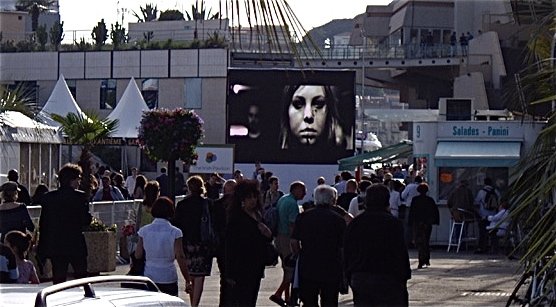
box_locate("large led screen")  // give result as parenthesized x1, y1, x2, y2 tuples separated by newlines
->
(227, 69, 355, 164)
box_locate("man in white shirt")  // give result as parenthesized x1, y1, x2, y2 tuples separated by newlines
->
(125, 167, 138, 191)
(400, 176, 423, 246)
(348, 180, 372, 217)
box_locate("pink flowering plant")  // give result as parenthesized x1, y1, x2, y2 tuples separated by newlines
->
(138, 108, 204, 164)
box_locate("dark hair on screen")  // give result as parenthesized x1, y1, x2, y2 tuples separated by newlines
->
(279, 84, 348, 149)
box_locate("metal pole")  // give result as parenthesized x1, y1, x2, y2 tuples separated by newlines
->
(361, 30, 366, 153)
(551, 32, 555, 113)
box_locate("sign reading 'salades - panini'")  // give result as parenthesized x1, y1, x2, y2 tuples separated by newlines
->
(227, 69, 356, 164)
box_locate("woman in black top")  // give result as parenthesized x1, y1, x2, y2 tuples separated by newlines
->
(0, 182, 35, 242)
(409, 183, 440, 269)
(173, 175, 212, 307)
(225, 180, 273, 306)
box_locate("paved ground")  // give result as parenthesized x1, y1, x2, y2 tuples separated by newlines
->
(104, 247, 522, 306)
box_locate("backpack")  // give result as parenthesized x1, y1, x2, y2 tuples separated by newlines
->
(483, 188, 499, 211)
(262, 191, 283, 237)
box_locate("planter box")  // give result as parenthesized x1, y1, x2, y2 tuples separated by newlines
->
(83, 231, 117, 273)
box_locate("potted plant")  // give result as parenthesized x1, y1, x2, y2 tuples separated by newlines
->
(83, 217, 117, 273)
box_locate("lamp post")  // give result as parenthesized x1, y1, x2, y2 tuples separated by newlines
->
(360, 29, 367, 153)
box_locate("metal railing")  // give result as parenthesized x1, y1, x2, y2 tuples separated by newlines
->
(27, 194, 187, 233)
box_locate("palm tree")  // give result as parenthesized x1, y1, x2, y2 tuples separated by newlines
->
(132, 3, 158, 22)
(504, 0, 555, 302)
(16, 0, 56, 32)
(51, 112, 118, 199)
(0, 83, 39, 121)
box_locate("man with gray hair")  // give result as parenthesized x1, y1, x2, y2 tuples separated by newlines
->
(290, 185, 346, 306)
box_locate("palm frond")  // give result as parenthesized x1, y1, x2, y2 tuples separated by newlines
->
(0, 83, 39, 118)
(50, 111, 118, 146)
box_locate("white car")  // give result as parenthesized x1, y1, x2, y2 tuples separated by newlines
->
(0, 275, 187, 307)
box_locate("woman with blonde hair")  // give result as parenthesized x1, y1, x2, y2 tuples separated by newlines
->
(173, 175, 213, 307)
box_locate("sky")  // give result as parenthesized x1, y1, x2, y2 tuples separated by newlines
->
(57, 0, 391, 33)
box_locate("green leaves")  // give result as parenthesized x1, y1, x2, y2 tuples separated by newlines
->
(51, 111, 119, 146)
(138, 108, 204, 164)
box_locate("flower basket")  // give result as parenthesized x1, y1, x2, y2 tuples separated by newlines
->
(83, 217, 117, 273)
(83, 230, 117, 273)
(138, 108, 204, 164)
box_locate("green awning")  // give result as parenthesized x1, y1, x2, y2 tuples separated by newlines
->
(338, 140, 413, 171)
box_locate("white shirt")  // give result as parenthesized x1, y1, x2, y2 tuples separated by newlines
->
(125, 175, 136, 191)
(137, 218, 182, 284)
(401, 182, 419, 207)
(348, 193, 364, 217)
(334, 180, 347, 194)
(487, 208, 509, 237)
(474, 185, 499, 218)
(389, 190, 402, 218)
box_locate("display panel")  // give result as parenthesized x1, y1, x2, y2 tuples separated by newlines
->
(227, 69, 355, 164)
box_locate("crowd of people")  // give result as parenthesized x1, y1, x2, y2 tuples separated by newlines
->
(0, 162, 509, 307)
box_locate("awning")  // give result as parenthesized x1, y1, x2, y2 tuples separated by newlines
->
(338, 140, 413, 171)
(435, 141, 521, 167)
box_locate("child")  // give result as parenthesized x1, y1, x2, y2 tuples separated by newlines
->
(4, 230, 40, 284)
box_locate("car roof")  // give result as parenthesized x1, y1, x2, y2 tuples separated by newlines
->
(0, 275, 187, 307)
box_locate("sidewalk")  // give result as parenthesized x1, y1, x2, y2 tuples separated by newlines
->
(108, 247, 522, 306)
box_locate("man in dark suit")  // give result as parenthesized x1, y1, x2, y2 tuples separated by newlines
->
(156, 167, 169, 197)
(344, 184, 411, 306)
(38, 163, 92, 284)
(7, 169, 31, 206)
(291, 184, 346, 306)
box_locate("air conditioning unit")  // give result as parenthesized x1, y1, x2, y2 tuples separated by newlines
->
(438, 98, 475, 121)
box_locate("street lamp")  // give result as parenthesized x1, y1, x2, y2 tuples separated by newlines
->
(360, 28, 367, 153)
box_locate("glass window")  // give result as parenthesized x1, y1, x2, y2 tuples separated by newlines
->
(142, 79, 159, 109)
(19, 143, 30, 188)
(185, 78, 202, 109)
(66, 79, 77, 100)
(100, 79, 117, 110)
(438, 167, 509, 202)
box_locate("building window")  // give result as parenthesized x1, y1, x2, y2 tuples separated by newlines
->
(142, 79, 158, 109)
(100, 79, 117, 110)
(66, 79, 77, 100)
(184, 78, 202, 109)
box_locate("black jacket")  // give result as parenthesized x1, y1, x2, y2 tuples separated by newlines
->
(344, 209, 411, 282)
(38, 187, 92, 258)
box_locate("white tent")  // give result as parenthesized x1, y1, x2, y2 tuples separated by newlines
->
(37, 74, 86, 127)
(106, 77, 149, 139)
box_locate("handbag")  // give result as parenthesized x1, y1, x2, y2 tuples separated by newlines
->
(200, 199, 219, 254)
(127, 251, 145, 276)
(264, 242, 279, 266)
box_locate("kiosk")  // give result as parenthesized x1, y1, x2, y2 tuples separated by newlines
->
(413, 119, 544, 245)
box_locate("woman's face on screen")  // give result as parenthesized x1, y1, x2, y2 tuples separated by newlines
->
(288, 85, 328, 145)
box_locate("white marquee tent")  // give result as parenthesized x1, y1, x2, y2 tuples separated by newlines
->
(37, 74, 86, 127)
(106, 77, 150, 139)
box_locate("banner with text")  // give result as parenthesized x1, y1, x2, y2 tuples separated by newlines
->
(189, 145, 235, 174)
